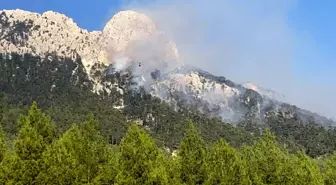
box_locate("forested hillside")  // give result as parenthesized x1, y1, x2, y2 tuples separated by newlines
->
(1, 103, 336, 184)
(1, 52, 336, 159)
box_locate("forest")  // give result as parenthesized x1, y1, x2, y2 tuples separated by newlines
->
(1, 53, 336, 159)
(0, 102, 336, 185)
(1, 53, 336, 184)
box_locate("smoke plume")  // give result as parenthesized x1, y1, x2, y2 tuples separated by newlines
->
(107, 0, 335, 119)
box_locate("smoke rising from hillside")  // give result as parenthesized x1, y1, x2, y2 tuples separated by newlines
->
(114, 0, 335, 119)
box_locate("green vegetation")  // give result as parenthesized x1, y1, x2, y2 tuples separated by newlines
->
(0, 52, 256, 150)
(0, 103, 335, 184)
(1, 52, 336, 159)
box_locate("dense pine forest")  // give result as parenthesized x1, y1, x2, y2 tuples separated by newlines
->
(0, 102, 336, 184)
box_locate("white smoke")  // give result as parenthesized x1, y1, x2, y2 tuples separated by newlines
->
(110, 0, 336, 119)
(113, 56, 131, 71)
(108, 30, 181, 92)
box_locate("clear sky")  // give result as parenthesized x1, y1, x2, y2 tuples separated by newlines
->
(1, 0, 123, 31)
(288, 1, 336, 82)
(1, 0, 336, 117)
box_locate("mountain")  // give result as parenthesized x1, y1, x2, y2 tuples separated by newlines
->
(0, 9, 181, 96)
(243, 82, 285, 102)
(0, 9, 180, 66)
(1, 8, 336, 157)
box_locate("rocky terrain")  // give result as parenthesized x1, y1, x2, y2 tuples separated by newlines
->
(0, 8, 334, 127)
(0, 9, 181, 95)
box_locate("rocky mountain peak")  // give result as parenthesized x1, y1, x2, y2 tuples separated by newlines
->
(103, 10, 157, 52)
(0, 9, 180, 73)
(41, 10, 83, 33)
(102, 10, 182, 71)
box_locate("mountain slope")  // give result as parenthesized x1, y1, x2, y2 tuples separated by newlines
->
(1, 8, 334, 127)
(0, 9, 181, 97)
(1, 9, 336, 157)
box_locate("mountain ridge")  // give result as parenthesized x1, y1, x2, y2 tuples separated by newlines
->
(0, 9, 181, 71)
(0, 8, 334, 128)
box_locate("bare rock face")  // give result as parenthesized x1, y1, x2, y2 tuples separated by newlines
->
(0, 9, 181, 73)
(103, 10, 157, 54)
(147, 67, 255, 122)
(0, 9, 102, 69)
(102, 10, 181, 71)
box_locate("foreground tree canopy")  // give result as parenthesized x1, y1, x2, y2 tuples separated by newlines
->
(0, 103, 336, 185)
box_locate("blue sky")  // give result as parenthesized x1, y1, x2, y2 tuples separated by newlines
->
(1, 0, 123, 31)
(1, 0, 336, 117)
(288, 1, 336, 81)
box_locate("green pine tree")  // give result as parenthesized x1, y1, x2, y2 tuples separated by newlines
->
(242, 129, 289, 185)
(178, 121, 207, 185)
(14, 102, 56, 160)
(7, 102, 56, 184)
(286, 151, 324, 185)
(324, 152, 336, 185)
(205, 139, 251, 185)
(162, 151, 183, 185)
(93, 145, 120, 185)
(115, 123, 169, 185)
(0, 153, 21, 185)
(37, 124, 83, 185)
(37, 114, 109, 185)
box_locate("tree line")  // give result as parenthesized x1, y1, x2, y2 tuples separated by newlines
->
(1, 102, 336, 185)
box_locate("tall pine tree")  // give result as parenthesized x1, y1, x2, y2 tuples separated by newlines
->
(205, 139, 251, 185)
(178, 121, 207, 185)
(115, 123, 169, 185)
(7, 102, 56, 184)
(242, 129, 289, 185)
(93, 145, 120, 185)
(37, 114, 109, 185)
